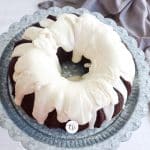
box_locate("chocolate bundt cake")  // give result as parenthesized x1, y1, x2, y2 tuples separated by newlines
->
(9, 13, 135, 133)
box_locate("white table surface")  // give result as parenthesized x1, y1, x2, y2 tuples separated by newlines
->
(0, 0, 150, 150)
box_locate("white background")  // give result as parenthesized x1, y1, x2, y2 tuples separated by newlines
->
(0, 0, 150, 150)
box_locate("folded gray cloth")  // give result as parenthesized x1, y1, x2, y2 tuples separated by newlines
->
(38, 0, 150, 59)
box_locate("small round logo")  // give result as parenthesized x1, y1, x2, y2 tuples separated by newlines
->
(65, 121, 79, 134)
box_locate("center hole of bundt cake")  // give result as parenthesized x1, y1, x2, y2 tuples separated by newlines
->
(57, 47, 91, 81)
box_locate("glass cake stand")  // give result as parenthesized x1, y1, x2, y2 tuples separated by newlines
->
(0, 6, 150, 150)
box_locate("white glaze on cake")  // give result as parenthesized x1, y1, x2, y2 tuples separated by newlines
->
(12, 13, 135, 127)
